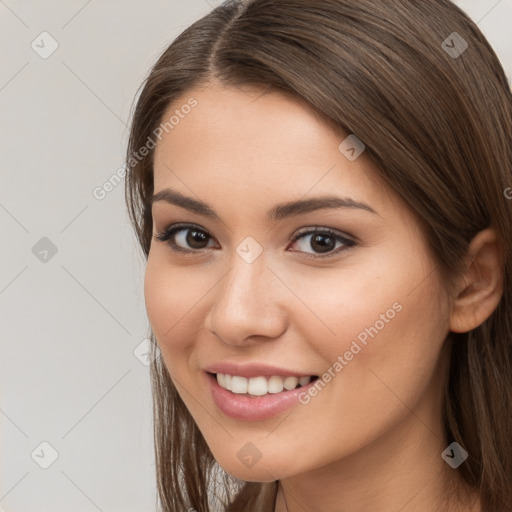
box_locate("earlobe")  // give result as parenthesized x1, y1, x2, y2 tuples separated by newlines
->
(449, 227, 504, 333)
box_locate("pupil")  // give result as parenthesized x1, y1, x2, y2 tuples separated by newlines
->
(187, 229, 208, 249)
(311, 233, 334, 253)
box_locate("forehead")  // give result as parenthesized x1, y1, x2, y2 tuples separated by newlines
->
(154, 82, 344, 165)
(152, 83, 399, 218)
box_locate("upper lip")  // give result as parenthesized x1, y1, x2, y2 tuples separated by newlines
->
(204, 362, 317, 379)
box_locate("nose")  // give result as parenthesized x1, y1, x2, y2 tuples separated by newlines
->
(204, 254, 288, 346)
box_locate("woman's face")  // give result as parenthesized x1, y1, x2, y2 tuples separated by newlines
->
(145, 82, 452, 481)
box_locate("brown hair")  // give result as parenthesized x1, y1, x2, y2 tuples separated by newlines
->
(124, 0, 512, 510)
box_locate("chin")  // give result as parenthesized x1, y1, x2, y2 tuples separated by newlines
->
(214, 452, 296, 482)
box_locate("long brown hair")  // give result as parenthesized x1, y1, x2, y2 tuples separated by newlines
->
(124, 1, 512, 510)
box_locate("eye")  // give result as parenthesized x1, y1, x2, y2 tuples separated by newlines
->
(153, 223, 218, 254)
(154, 223, 357, 259)
(288, 227, 356, 258)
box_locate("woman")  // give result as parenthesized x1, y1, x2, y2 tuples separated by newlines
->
(125, 1, 512, 510)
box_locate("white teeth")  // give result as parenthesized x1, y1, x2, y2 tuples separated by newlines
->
(267, 375, 284, 393)
(215, 373, 313, 396)
(283, 376, 299, 390)
(230, 375, 248, 394)
(298, 376, 311, 386)
(247, 376, 268, 396)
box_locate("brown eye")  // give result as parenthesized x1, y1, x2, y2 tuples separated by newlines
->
(185, 229, 209, 249)
(289, 227, 356, 258)
(154, 223, 218, 253)
(309, 233, 336, 253)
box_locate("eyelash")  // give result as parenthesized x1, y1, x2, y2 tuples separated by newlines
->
(154, 222, 357, 259)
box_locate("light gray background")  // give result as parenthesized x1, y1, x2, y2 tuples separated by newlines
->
(1, 1, 511, 511)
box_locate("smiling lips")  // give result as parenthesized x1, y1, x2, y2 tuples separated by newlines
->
(204, 362, 320, 420)
(206, 371, 320, 421)
(215, 373, 315, 396)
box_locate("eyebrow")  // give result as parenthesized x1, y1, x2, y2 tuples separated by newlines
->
(150, 187, 378, 221)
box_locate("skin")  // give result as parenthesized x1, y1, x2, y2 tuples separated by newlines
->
(144, 82, 503, 512)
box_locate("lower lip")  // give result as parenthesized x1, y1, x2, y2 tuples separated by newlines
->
(206, 372, 317, 421)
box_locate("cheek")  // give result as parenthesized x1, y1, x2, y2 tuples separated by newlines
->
(356, 274, 451, 401)
(319, 262, 450, 425)
(312, 243, 445, 354)
(245, 263, 451, 475)
(289, 250, 450, 420)
(144, 257, 175, 338)
(281, 253, 425, 359)
(143, 254, 204, 362)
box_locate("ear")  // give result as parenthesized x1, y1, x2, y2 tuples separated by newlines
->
(450, 227, 504, 333)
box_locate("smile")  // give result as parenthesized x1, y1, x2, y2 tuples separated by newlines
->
(215, 373, 316, 396)
(206, 372, 320, 421)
